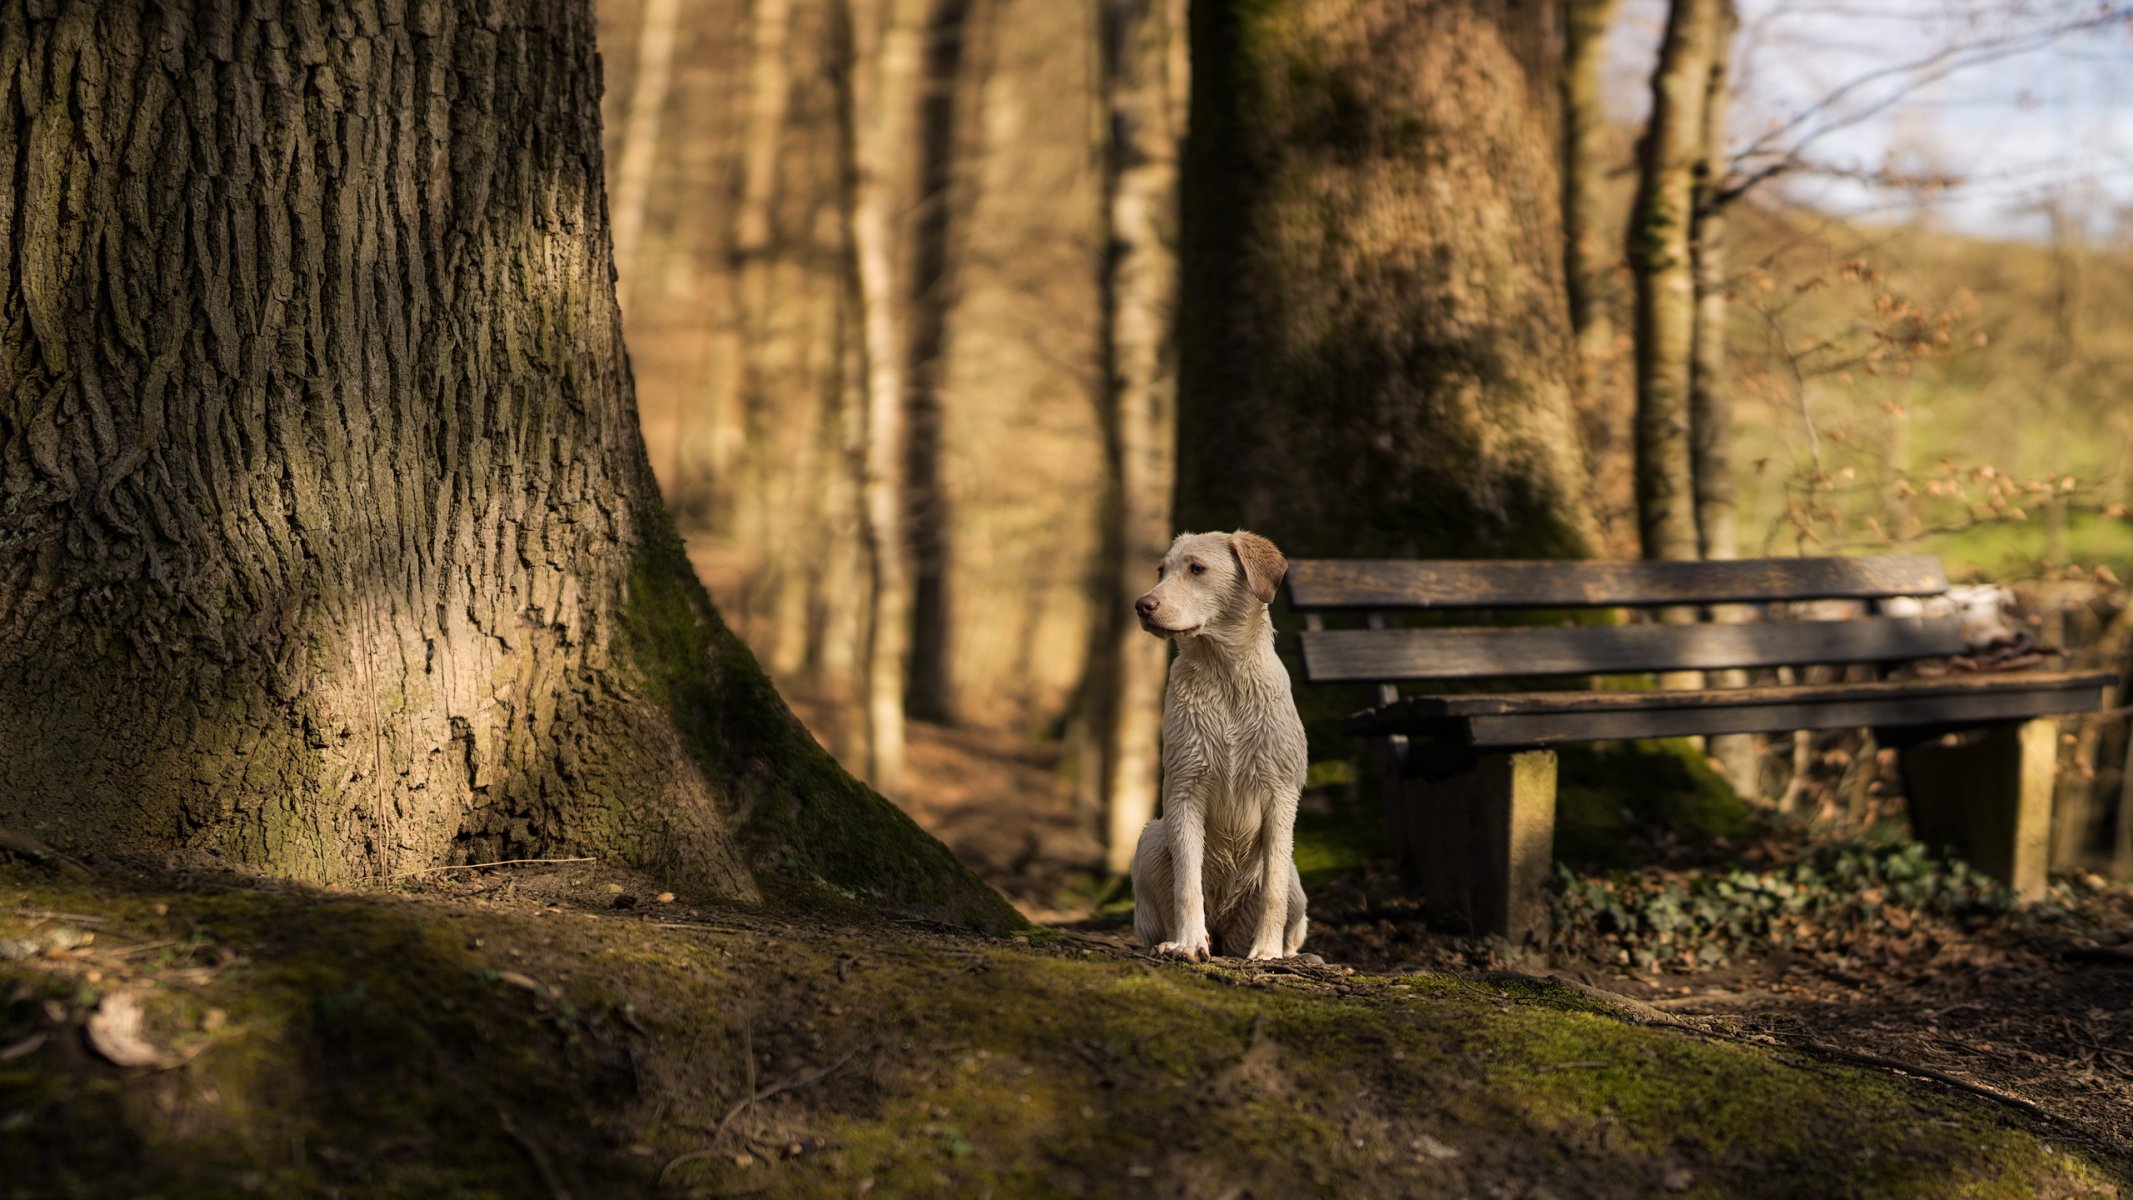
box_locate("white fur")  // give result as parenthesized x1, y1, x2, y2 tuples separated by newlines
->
(1129, 530, 1309, 961)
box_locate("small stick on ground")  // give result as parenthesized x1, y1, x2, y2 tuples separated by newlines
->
(393, 857, 596, 879)
(660, 1049, 857, 1184)
(496, 1107, 571, 1200)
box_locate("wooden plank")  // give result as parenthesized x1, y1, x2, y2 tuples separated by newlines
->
(1901, 719, 2055, 903)
(1298, 617, 1967, 682)
(1383, 671, 2115, 717)
(1286, 555, 1948, 610)
(1361, 679, 2109, 747)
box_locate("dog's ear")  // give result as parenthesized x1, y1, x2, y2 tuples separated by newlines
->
(1228, 531, 1287, 604)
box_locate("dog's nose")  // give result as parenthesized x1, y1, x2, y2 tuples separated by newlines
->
(1134, 594, 1159, 618)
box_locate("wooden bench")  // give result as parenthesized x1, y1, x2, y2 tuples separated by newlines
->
(1284, 554, 2112, 944)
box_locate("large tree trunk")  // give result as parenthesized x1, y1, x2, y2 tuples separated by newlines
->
(1177, 0, 1592, 560)
(1093, 0, 1188, 873)
(0, 0, 1012, 931)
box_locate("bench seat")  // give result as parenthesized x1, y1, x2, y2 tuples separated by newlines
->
(1344, 671, 2115, 747)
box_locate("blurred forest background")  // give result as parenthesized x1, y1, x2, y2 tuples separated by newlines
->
(589, 0, 2133, 908)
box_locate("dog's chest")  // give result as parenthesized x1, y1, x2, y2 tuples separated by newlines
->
(1161, 662, 1303, 799)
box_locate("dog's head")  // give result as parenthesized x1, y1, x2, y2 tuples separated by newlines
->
(1134, 530, 1288, 639)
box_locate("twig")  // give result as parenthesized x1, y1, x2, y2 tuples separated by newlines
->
(392, 857, 596, 879)
(497, 1107, 571, 1200)
(1781, 1040, 2058, 1124)
(659, 1049, 857, 1184)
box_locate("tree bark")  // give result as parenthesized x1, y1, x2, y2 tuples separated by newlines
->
(1561, 0, 1622, 397)
(844, 0, 928, 799)
(0, 0, 1011, 931)
(1560, 0, 1632, 554)
(1686, 0, 1757, 790)
(1177, 0, 1593, 560)
(1630, 0, 1720, 566)
(1094, 0, 1187, 874)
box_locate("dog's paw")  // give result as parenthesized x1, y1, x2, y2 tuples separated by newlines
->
(1244, 941, 1286, 962)
(1156, 934, 1211, 963)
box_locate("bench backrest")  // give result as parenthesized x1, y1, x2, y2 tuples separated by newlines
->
(1286, 555, 1961, 684)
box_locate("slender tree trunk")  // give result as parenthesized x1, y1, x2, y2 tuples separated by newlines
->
(1631, 0, 1720, 567)
(1687, 0, 1756, 789)
(904, 0, 979, 724)
(1094, 0, 1188, 874)
(844, 0, 927, 799)
(0, 0, 1010, 931)
(1178, 0, 1593, 560)
(1561, 0, 1622, 393)
(1560, 0, 1631, 552)
(607, 0, 694, 494)
(725, 0, 802, 676)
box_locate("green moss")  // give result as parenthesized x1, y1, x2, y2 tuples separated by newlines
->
(618, 513, 1022, 933)
(1, 866, 2118, 1199)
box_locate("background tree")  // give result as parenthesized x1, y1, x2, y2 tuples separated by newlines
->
(1176, 0, 1594, 560)
(0, 0, 1011, 931)
(1088, 0, 1189, 873)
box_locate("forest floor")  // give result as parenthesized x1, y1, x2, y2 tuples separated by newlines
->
(878, 713, 2133, 1175)
(1, 851, 2123, 1200)
(6, 713, 2132, 1197)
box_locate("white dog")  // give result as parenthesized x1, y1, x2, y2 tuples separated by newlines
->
(1130, 530, 1309, 962)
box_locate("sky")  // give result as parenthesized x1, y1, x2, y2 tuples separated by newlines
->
(1606, 0, 2133, 240)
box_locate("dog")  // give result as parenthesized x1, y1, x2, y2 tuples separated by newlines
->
(1129, 530, 1309, 962)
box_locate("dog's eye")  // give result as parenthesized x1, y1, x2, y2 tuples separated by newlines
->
(1190, 563, 1206, 576)
(1156, 565, 1165, 578)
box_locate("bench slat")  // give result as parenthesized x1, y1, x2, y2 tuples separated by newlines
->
(1286, 555, 1949, 610)
(1341, 672, 2112, 746)
(1298, 617, 1968, 682)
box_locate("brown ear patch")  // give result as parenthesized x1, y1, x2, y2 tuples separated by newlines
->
(1229, 531, 1288, 604)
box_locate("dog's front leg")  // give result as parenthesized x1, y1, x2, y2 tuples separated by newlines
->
(1157, 789, 1212, 962)
(1245, 800, 1296, 960)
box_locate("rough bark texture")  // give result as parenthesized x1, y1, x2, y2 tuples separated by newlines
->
(1093, 0, 1187, 873)
(0, 0, 1013, 931)
(1177, 0, 1592, 560)
(1630, 0, 1719, 565)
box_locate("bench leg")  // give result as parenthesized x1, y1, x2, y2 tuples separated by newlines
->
(1897, 718, 2055, 902)
(1392, 748, 1558, 944)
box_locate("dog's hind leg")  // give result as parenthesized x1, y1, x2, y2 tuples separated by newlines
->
(1130, 819, 1175, 949)
(1282, 859, 1309, 956)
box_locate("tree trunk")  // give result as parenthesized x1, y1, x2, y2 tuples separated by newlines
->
(1177, 0, 1593, 560)
(0, 0, 1012, 931)
(1560, 0, 1632, 555)
(1687, 0, 1756, 789)
(1630, 0, 1720, 567)
(608, 0, 684, 317)
(1094, 0, 1188, 874)
(844, 0, 928, 799)
(903, 0, 979, 724)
